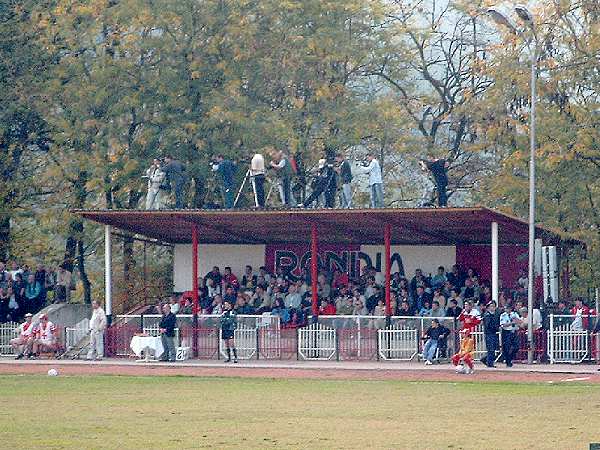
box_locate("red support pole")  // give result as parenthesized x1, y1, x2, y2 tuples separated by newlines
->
(384, 223, 392, 318)
(311, 224, 319, 320)
(192, 224, 199, 357)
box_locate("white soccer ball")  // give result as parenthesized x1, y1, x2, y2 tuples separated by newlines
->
(47, 368, 58, 377)
(455, 365, 466, 374)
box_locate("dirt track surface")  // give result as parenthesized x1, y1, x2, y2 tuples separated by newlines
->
(1, 361, 599, 384)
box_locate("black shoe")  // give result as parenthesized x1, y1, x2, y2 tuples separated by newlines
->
(234, 359, 238, 364)
(506, 362, 513, 367)
(158, 357, 169, 362)
(225, 358, 231, 363)
(14, 353, 24, 360)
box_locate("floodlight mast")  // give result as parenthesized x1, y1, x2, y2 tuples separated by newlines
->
(487, 5, 538, 365)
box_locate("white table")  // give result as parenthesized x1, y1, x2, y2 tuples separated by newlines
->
(130, 336, 164, 362)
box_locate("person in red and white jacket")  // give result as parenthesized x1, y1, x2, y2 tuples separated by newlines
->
(570, 298, 595, 331)
(10, 313, 35, 359)
(31, 314, 57, 357)
(458, 300, 482, 332)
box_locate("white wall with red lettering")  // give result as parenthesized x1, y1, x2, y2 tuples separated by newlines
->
(174, 244, 267, 292)
(359, 245, 456, 279)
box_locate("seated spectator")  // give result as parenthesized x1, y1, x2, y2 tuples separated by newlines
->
(181, 298, 193, 314)
(410, 268, 429, 295)
(460, 278, 477, 301)
(222, 267, 239, 290)
(331, 269, 349, 291)
(336, 293, 354, 315)
(366, 286, 382, 313)
(445, 299, 462, 318)
(364, 276, 378, 300)
(8, 261, 23, 281)
(516, 269, 528, 296)
(223, 286, 236, 305)
(419, 299, 432, 317)
(398, 300, 413, 316)
(252, 285, 272, 313)
(431, 266, 447, 289)
(271, 298, 290, 324)
(284, 285, 302, 310)
(373, 299, 386, 316)
(235, 293, 255, 314)
(422, 319, 449, 364)
(430, 300, 445, 318)
(432, 288, 446, 310)
(204, 266, 223, 288)
(446, 264, 465, 289)
(206, 277, 221, 298)
(241, 265, 258, 290)
(211, 295, 224, 315)
(31, 314, 58, 358)
(413, 286, 429, 313)
(352, 297, 368, 315)
(11, 313, 35, 359)
(317, 274, 331, 300)
(259, 266, 271, 284)
(319, 299, 336, 315)
(288, 309, 306, 328)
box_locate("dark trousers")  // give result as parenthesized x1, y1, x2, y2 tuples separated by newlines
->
(304, 187, 324, 207)
(173, 182, 185, 209)
(501, 330, 517, 366)
(437, 183, 448, 207)
(223, 185, 234, 209)
(252, 175, 265, 207)
(485, 333, 499, 366)
(281, 177, 292, 206)
(324, 189, 335, 208)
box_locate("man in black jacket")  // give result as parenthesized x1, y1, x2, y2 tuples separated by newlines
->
(303, 159, 337, 208)
(335, 153, 353, 208)
(421, 156, 450, 207)
(159, 304, 177, 362)
(482, 301, 500, 367)
(162, 155, 186, 209)
(422, 319, 449, 364)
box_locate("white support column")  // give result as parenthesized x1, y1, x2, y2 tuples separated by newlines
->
(491, 221, 499, 304)
(104, 225, 113, 323)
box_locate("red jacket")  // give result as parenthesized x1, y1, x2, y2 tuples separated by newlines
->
(320, 304, 337, 315)
(458, 310, 481, 331)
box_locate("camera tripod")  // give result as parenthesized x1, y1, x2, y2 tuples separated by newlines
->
(234, 169, 278, 208)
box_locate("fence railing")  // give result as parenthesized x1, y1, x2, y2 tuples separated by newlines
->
(4, 313, 599, 364)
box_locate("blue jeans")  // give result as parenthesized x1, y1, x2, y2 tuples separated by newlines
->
(341, 183, 352, 208)
(423, 339, 438, 362)
(370, 183, 384, 208)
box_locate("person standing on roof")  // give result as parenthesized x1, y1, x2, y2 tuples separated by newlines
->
(357, 153, 383, 208)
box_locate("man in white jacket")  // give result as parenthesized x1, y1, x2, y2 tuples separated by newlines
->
(358, 153, 384, 208)
(87, 300, 107, 360)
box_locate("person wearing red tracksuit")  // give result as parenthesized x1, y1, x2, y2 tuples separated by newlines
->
(452, 329, 475, 374)
(458, 300, 481, 332)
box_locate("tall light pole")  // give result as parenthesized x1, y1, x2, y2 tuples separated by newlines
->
(488, 5, 538, 364)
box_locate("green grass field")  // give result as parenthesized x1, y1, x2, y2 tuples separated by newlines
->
(1, 375, 599, 449)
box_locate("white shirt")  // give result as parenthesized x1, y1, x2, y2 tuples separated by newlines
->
(359, 159, 383, 186)
(250, 154, 265, 176)
(18, 321, 35, 337)
(9, 269, 23, 281)
(90, 307, 107, 332)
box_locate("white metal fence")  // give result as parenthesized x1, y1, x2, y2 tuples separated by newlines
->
(65, 318, 90, 350)
(298, 323, 337, 360)
(378, 326, 419, 361)
(220, 325, 257, 360)
(0, 322, 18, 356)
(547, 315, 593, 364)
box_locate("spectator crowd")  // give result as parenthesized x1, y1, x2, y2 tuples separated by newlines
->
(0, 260, 73, 323)
(164, 263, 596, 333)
